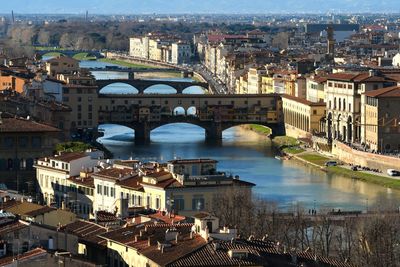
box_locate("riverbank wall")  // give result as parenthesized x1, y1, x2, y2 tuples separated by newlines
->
(332, 141, 400, 171)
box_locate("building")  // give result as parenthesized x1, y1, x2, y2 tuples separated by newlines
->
(3, 201, 76, 227)
(36, 155, 254, 219)
(0, 112, 61, 191)
(362, 86, 400, 152)
(282, 95, 326, 139)
(171, 42, 192, 65)
(246, 67, 266, 94)
(99, 213, 352, 267)
(45, 56, 80, 77)
(34, 152, 102, 218)
(306, 76, 327, 103)
(129, 34, 192, 65)
(325, 71, 396, 143)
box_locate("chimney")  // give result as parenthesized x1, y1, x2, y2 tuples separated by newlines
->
(190, 231, 193, 239)
(140, 230, 144, 237)
(147, 237, 151, 247)
(61, 201, 66, 210)
(369, 69, 375, 77)
(134, 235, 138, 242)
(175, 233, 179, 243)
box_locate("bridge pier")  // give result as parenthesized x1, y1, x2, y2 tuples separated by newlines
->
(205, 124, 223, 142)
(134, 124, 151, 144)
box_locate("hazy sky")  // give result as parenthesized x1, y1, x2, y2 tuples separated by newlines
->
(1, 0, 399, 14)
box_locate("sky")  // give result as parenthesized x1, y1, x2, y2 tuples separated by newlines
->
(1, 0, 399, 14)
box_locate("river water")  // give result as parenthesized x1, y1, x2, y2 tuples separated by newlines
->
(82, 60, 400, 211)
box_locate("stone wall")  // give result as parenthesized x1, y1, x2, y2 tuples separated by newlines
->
(285, 124, 311, 139)
(332, 141, 400, 171)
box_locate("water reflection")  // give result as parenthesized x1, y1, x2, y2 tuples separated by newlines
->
(98, 123, 400, 211)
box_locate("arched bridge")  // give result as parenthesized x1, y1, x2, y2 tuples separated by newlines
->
(97, 94, 285, 142)
(38, 49, 103, 58)
(96, 79, 209, 94)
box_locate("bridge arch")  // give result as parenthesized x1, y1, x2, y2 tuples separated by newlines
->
(186, 106, 197, 117)
(143, 84, 177, 94)
(173, 106, 186, 116)
(182, 85, 208, 94)
(98, 82, 139, 95)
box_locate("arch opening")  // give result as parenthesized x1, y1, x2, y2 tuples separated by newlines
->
(143, 84, 178, 94)
(182, 86, 207, 94)
(173, 107, 186, 116)
(97, 124, 135, 143)
(186, 106, 197, 117)
(99, 83, 139, 94)
(151, 123, 206, 143)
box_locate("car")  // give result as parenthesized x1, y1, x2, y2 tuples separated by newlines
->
(324, 161, 338, 167)
(351, 166, 358, 171)
(387, 169, 400, 176)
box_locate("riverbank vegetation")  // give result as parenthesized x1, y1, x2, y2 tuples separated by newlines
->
(298, 153, 330, 166)
(55, 141, 93, 153)
(328, 166, 400, 190)
(248, 124, 271, 136)
(73, 52, 97, 61)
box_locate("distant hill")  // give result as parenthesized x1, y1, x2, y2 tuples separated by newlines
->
(2, 0, 399, 14)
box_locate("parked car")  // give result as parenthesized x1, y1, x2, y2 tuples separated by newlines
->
(351, 166, 358, 171)
(387, 169, 400, 176)
(325, 161, 338, 167)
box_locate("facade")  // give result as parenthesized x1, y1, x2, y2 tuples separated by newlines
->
(171, 42, 192, 64)
(362, 86, 400, 152)
(0, 113, 61, 191)
(129, 34, 192, 65)
(306, 76, 327, 103)
(282, 95, 326, 139)
(45, 57, 80, 77)
(246, 67, 266, 94)
(325, 72, 395, 143)
(34, 152, 101, 218)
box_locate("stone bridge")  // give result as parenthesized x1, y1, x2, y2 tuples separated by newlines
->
(97, 94, 285, 142)
(96, 79, 210, 94)
(38, 49, 104, 58)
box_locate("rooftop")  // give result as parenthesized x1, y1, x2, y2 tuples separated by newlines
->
(0, 114, 61, 133)
(48, 152, 89, 163)
(364, 85, 400, 98)
(168, 159, 218, 165)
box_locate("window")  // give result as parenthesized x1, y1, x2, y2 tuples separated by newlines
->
(78, 97, 82, 102)
(192, 195, 205, 211)
(63, 88, 69, 94)
(156, 197, 160, 209)
(3, 137, 14, 148)
(104, 186, 109, 196)
(110, 187, 115, 197)
(18, 136, 29, 147)
(88, 105, 92, 112)
(32, 137, 42, 148)
(97, 185, 102, 195)
(174, 197, 185, 211)
(78, 105, 82, 111)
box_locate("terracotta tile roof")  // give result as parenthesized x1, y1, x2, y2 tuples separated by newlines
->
(282, 94, 326, 107)
(4, 202, 45, 216)
(117, 176, 143, 190)
(0, 247, 47, 266)
(95, 210, 118, 223)
(141, 178, 180, 189)
(167, 239, 355, 267)
(147, 211, 186, 224)
(63, 220, 108, 246)
(92, 168, 137, 181)
(49, 152, 88, 163)
(68, 175, 95, 188)
(364, 85, 400, 98)
(24, 206, 56, 217)
(326, 72, 394, 83)
(0, 116, 61, 133)
(0, 220, 28, 236)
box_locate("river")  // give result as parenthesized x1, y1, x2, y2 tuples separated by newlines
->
(82, 59, 400, 211)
